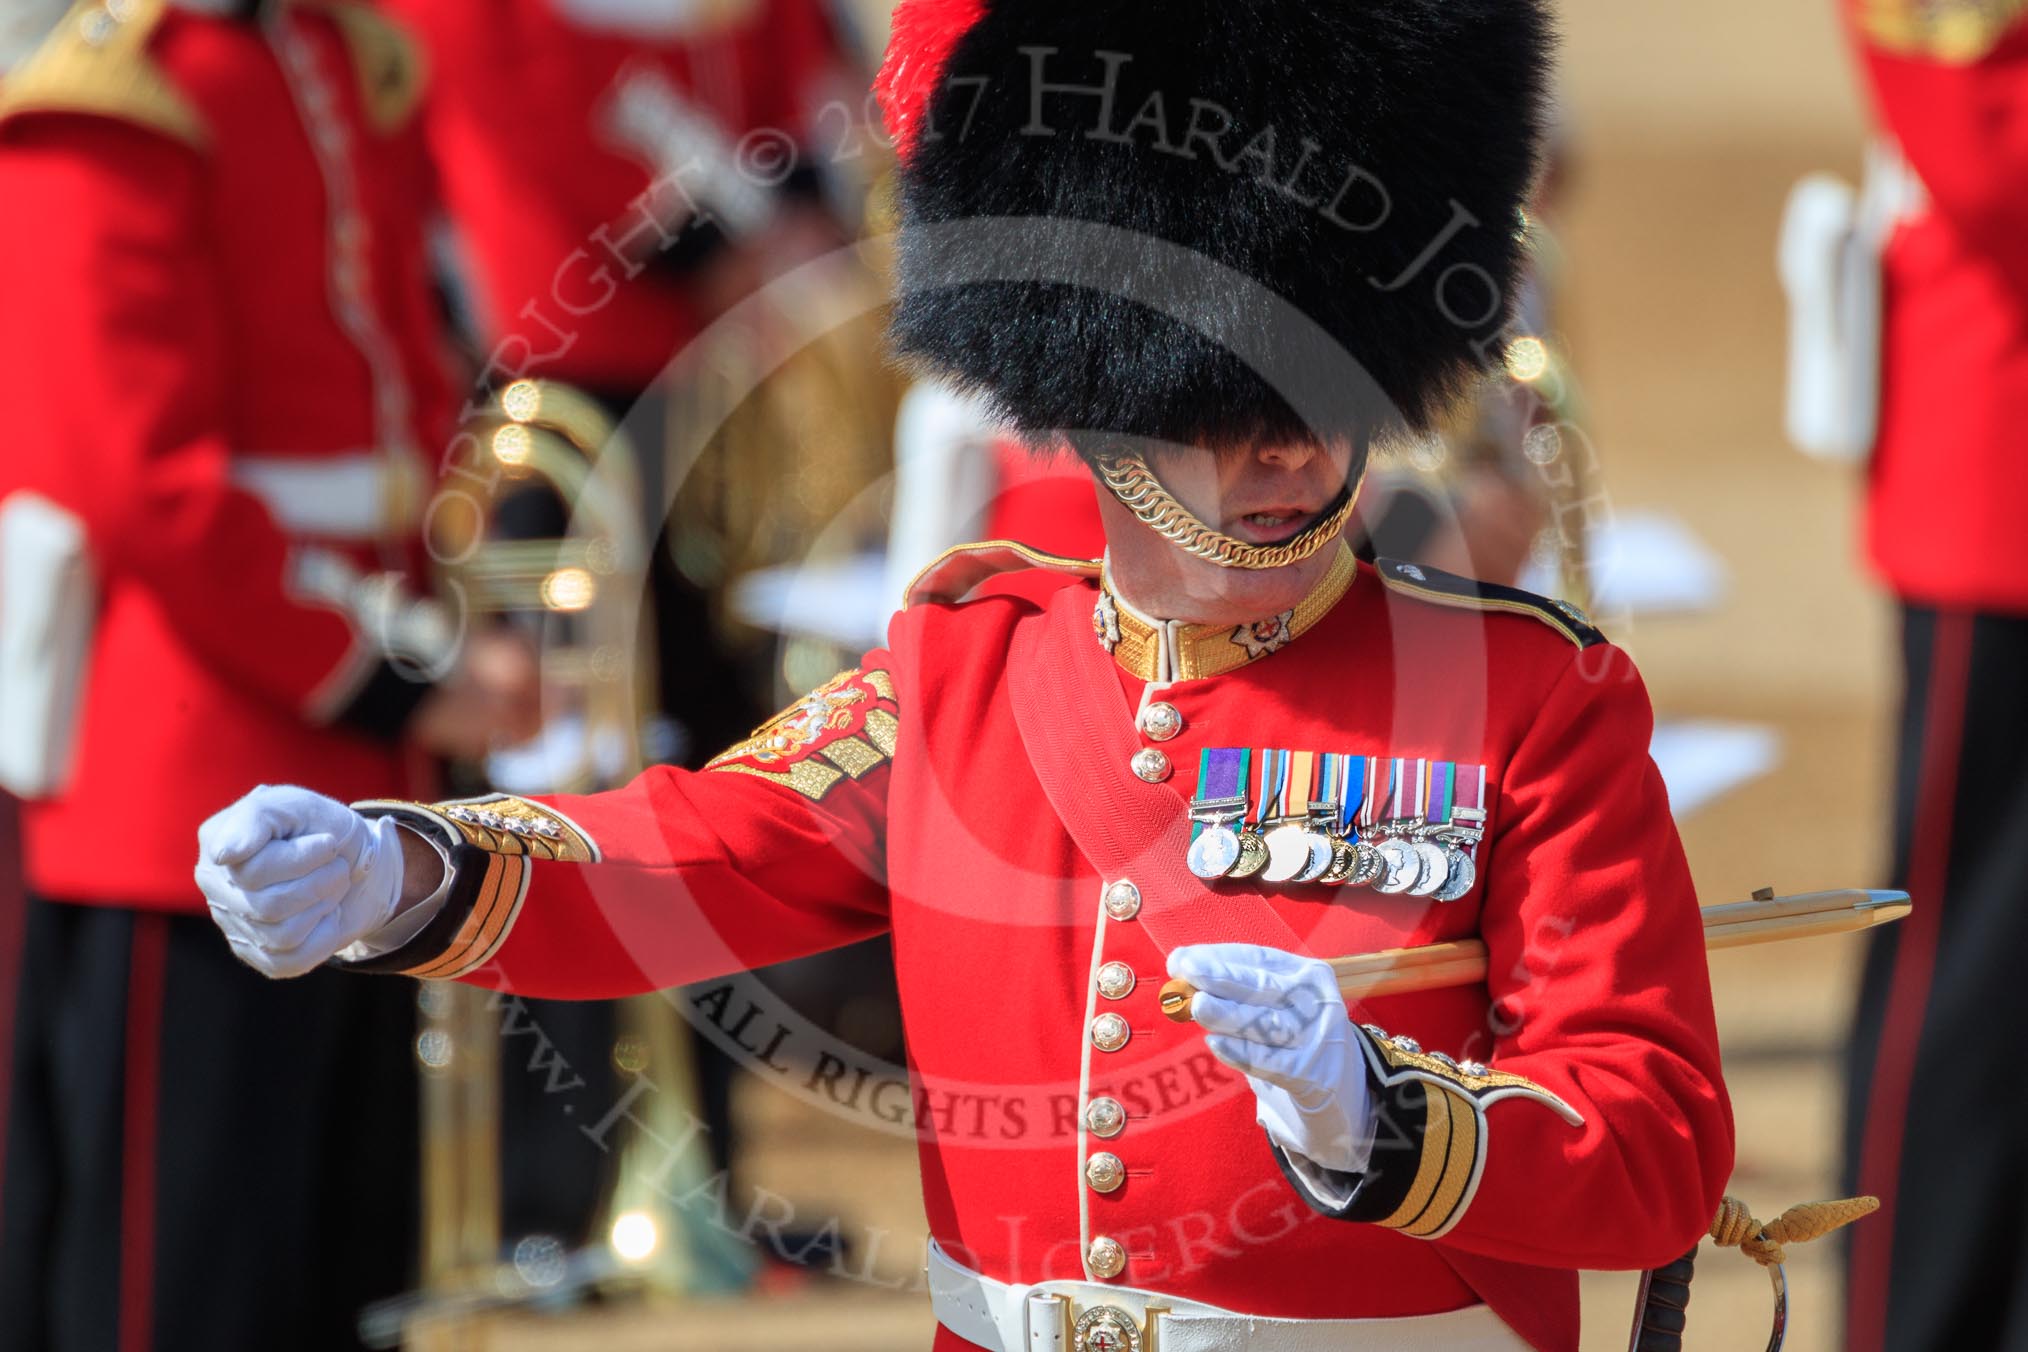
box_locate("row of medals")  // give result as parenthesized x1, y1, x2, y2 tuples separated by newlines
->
(1186, 797, 1486, 901)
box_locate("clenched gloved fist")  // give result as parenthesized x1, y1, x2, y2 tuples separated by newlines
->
(195, 785, 407, 978)
(1167, 943, 1377, 1174)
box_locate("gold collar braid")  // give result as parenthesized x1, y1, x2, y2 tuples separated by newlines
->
(1097, 453, 1360, 571)
(1099, 543, 1357, 681)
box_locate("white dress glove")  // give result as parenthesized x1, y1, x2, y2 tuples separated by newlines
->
(195, 784, 408, 978)
(1167, 942, 1378, 1174)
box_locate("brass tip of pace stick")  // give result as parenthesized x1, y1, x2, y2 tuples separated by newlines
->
(1158, 979, 1197, 1023)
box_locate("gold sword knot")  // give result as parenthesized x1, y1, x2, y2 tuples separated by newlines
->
(1709, 1194, 1879, 1268)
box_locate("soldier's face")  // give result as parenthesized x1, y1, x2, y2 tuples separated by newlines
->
(1096, 439, 1361, 624)
(1144, 440, 1358, 548)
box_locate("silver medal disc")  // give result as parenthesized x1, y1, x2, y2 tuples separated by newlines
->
(1292, 829, 1336, 882)
(1374, 839, 1423, 894)
(1187, 824, 1242, 879)
(1433, 847, 1477, 902)
(1262, 824, 1317, 883)
(1409, 840, 1451, 896)
(1348, 841, 1386, 887)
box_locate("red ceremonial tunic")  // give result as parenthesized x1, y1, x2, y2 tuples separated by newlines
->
(0, 0, 452, 906)
(360, 548, 1733, 1351)
(1849, 0, 2028, 611)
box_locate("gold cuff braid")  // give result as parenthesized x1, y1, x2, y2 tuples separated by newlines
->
(1096, 453, 1359, 571)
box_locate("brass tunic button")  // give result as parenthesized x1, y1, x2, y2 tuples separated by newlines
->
(1096, 962, 1135, 1000)
(1085, 1151, 1126, 1193)
(1138, 702, 1183, 742)
(1130, 747, 1172, 783)
(1103, 880, 1141, 921)
(1090, 1012, 1130, 1052)
(1085, 1097, 1126, 1138)
(1086, 1236, 1127, 1280)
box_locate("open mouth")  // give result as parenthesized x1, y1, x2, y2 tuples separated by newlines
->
(1228, 507, 1320, 545)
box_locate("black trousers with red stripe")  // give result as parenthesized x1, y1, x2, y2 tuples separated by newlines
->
(1844, 606, 2028, 1351)
(0, 896, 418, 1352)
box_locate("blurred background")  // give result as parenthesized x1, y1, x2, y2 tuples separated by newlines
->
(0, 0, 1957, 1348)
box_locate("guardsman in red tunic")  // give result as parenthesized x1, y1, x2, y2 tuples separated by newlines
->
(196, 2, 1734, 1348)
(1838, 4, 2028, 1349)
(0, 2, 535, 1347)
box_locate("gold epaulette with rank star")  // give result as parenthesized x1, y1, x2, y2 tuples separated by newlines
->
(1858, 0, 2028, 63)
(1375, 557, 1605, 649)
(350, 794, 598, 980)
(1287, 1022, 1582, 1241)
(299, 0, 425, 132)
(0, 0, 203, 149)
(903, 539, 1100, 608)
(705, 668, 900, 802)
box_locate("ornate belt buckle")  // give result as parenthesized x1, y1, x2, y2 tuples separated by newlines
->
(1050, 1297, 1169, 1352)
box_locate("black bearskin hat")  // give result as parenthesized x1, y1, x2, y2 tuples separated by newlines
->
(877, 0, 1553, 454)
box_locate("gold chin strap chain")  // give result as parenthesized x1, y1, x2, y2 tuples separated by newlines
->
(1096, 452, 1360, 571)
(1709, 1193, 1879, 1266)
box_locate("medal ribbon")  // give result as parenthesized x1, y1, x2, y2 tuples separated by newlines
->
(1283, 750, 1316, 819)
(1388, 756, 1416, 823)
(1198, 747, 1248, 802)
(1190, 747, 1250, 842)
(1454, 762, 1486, 826)
(1255, 747, 1286, 828)
(1360, 757, 1388, 834)
(1427, 760, 1455, 827)
(1338, 754, 1367, 838)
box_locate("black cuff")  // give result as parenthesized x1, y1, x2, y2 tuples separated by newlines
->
(1271, 1025, 1487, 1240)
(339, 807, 490, 976)
(340, 795, 596, 978)
(338, 842, 491, 977)
(1271, 1023, 1579, 1241)
(1272, 1065, 1445, 1226)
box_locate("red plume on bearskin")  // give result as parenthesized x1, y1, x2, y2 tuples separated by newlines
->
(874, 0, 986, 160)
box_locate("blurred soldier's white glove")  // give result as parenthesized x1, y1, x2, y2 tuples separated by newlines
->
(1167, 943, 1377, 1174)
(195, 785, 407, 978)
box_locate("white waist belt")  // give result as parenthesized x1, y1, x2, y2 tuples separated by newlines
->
(233, 451, 419, 539)
(926, 1242, 1529, 1352)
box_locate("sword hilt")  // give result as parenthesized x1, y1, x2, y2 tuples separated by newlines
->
(1628, 1246, 1698, 1352)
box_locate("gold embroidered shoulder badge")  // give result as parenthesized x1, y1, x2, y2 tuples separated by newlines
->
(705, 668, 899, 801)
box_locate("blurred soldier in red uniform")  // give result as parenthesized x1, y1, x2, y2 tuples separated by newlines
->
(0, 2, 535, 1347)
(1839, 4, 2028, 1349)
(197, 2, 1735, 1348)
